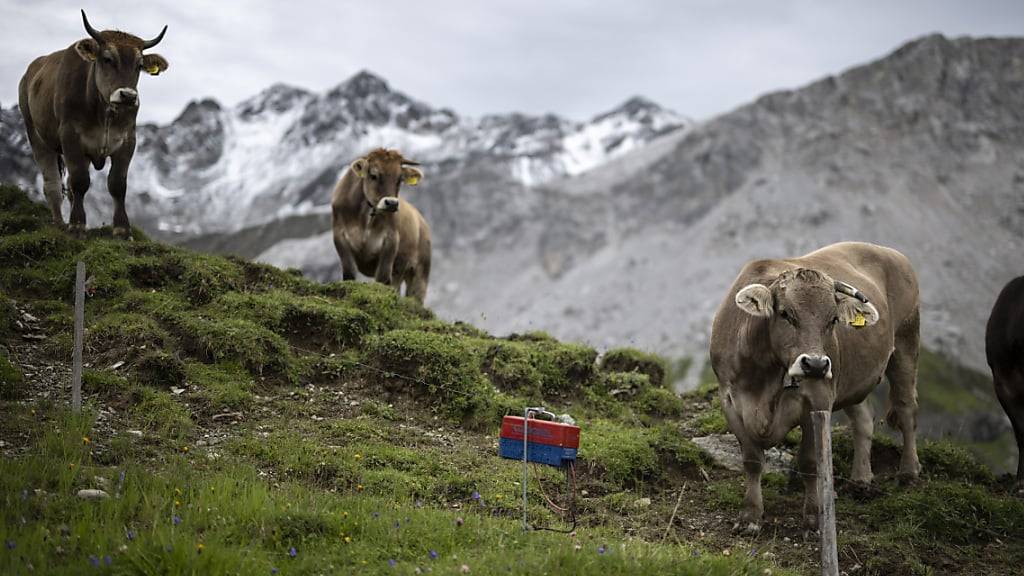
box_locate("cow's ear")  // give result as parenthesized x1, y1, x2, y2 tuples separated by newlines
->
(837, 297, 879, 328)
(401, 166, 423, 186)
(350, 158, 368, 178)
(735, 284, 773, 318)
(75, 39, 100, 62)
(141, 53, 169, 76)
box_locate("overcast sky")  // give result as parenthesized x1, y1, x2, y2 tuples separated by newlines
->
(3, 1, 1022, 125)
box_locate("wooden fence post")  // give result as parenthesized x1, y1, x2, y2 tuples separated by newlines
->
(811, 409, 839, 576)
(72, 261, 85, 412)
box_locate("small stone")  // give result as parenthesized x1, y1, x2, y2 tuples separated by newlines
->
(633, 497, 652, 508)
(127, 430, 143, 438)
(76, 489, 109, 500)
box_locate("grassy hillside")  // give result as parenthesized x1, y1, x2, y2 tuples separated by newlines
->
(1, 183, 1021, 575)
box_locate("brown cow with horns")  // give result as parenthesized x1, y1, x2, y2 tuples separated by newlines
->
(710, 241, 921, 533)
(18, 10, 169, 238)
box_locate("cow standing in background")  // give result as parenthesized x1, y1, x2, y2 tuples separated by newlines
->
(332, 148, 432, 303)
(710, 242, 920, 533)
(18, 10, 169, 239)
(986, 276, 1024, 491)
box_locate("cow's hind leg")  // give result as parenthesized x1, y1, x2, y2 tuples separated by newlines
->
(844, 401, 874, 484)
(27, 141, 64, 227)
(993, 368, 1024, 491)
(405, 267, 428, 305)
(885, 309, 921, 480)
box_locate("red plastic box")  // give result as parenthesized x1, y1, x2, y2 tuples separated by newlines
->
(500, 416, 580, 449)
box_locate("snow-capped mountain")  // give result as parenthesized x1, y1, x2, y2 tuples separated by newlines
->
(48, 70, 688, 237)
(3, 35, 1022, 386)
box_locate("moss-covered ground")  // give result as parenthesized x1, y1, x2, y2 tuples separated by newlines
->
(1, 183, 1021, 575)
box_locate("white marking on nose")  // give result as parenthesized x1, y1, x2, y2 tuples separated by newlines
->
(110, 88, 138, 104)
(376, 197, 399, 211)
(788, 354, 832, 379)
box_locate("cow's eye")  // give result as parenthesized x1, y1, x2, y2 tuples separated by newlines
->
(369, 173, 379, 181)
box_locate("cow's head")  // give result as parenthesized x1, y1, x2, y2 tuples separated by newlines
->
(348, 148, 423, 215)
(734, 268, 879, 385)
(74, 10, 168, 110)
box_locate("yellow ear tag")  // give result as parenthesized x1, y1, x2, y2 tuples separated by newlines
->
(146, 65, 161, 75)
(405, 174, 420, 186)
(851, 313, 866, 328)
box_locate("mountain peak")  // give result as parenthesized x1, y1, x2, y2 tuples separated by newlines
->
(591, 95, 677, 124)
(237, 83, 313, 118)
(328, 70, 392, 99)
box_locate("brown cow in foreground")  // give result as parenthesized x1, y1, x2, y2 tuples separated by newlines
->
(710, 241, 920, 533)
(331, 148, 431, 303)
(18, 10, 169, 238)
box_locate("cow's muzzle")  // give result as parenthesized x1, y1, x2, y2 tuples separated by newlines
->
(110, 88, 139, 107)
(376, 197, 399, 213)
(788, 354, 832, 380)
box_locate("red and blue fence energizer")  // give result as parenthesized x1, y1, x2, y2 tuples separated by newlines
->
(499, 415, 579, 467)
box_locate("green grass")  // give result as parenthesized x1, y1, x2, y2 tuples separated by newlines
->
(2, 182, 1021, 575)
(600, 348, 668, 388)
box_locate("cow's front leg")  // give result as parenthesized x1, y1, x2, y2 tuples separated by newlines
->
(736, 440, 765, 534)
(374, 234, 399, 289)
(66, 161, 90, 239)
(333, 231, 357, 280)
(799, 413, 820, 531)
(108, 140, 135, 239)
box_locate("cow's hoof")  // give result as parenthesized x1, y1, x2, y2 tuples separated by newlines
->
(112, 226, 133, 240)
(732, 521, 761, 536)
(896, 471, 920, 486)
(844, 480, 876, 501)
(803, 512, 819, 531)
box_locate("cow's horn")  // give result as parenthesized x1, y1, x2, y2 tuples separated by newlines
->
(400, 158, 421, 166)
(834, 280, 869, 303)
(142, 25, 168, 50)
(81, 10, 104, 43)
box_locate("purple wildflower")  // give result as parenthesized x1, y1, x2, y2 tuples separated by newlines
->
(372, 511, 380, 518)
(126, 529, 136, 541)
(271, 568, 279, 575)
(597, 545, 606, 555)
(165, 545, 174, 552)
(388, 559, 397, 568)
(5, 539, 14, 550)
(289, 546, 297, 558)
(471, 491, 480, 501)
(429, 550, 439, 560)
(89, 555, 100, 568)
(749, 548, 758, 557)
(173, 515, 182, 526)
(104, 555, 112, 566)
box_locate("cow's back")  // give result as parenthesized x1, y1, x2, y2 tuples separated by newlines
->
(19, 48, 71, 147)
(791, 241, 919, 329)
(986, 276, 1024, 375)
